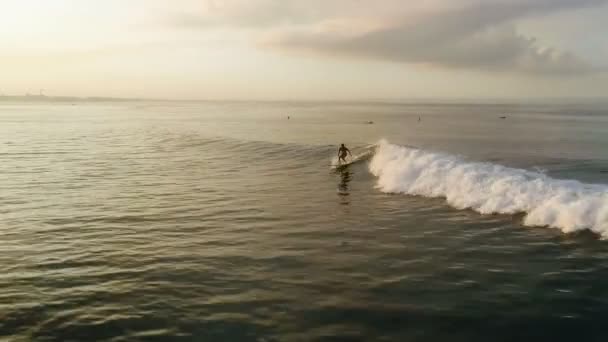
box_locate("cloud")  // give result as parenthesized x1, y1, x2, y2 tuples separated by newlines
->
(171, 0, 345, 28)
(267, 0, 608, 75)
(170, 0, 446, 29)
(172, 0, 607, 29)
(268, 23, 594, 75)
(172, 0, 608, 75)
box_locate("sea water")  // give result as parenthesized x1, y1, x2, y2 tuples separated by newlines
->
(2, 100, 608, 341)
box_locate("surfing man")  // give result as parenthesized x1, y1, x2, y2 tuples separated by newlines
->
(338, 144, 352, 164)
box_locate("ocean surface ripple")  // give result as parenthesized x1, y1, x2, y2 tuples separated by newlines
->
(3, 101, 608, 341)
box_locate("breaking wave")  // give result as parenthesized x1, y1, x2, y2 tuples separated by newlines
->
(369, 140, 608, 237)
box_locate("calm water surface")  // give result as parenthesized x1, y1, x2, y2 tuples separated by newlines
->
(2, 100, 608, 341)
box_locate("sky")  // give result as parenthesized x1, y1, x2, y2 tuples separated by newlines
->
(1, 0, 607, 100)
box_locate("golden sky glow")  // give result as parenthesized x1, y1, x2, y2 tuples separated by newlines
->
(1, 0, 607, 100)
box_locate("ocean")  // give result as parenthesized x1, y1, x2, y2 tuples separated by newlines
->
(2, 100, 608, 341)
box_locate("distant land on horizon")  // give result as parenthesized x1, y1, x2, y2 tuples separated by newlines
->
(0, 94, 606, 105)
(0, 94, 146, 102)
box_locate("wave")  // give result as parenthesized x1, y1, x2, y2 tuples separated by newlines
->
(369, 140, 608, 237)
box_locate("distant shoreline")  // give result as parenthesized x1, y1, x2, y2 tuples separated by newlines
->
(0, 95, 146, 102)
(0, 95, 606, 106)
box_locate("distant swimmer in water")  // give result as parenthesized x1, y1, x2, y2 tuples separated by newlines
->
(338, 144, 352, 164)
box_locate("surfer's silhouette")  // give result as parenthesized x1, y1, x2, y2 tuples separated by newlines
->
(338, 144, 352, 164)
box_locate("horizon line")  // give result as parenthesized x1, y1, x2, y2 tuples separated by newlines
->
(0, 94, 607, 104)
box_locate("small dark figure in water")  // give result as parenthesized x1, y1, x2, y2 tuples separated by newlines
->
(288, 116, 290, 120)
(338, 144, 352, 164)
(418, 116, 421, 122)
(499, 116, 507, 119)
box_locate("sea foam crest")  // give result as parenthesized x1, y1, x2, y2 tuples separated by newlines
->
(369, 140, 608, 237)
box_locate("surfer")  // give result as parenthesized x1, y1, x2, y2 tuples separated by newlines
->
(338, 144, 352, 164)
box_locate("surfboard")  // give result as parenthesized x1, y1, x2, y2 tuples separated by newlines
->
(331, 150, 372, 170)
(332, 159, 356, 171)
(334, 162, 351, 170)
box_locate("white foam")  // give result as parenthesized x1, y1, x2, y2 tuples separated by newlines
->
(369, 140, 608, 237)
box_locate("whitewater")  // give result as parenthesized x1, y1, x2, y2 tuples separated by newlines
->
(370, 140, 608, 237)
